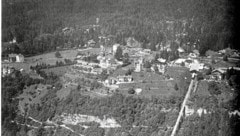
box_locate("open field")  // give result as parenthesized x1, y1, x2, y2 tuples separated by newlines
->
(117, 71, 177, 98)
(42, 66, 71, 76)
(77, 48, 101, 55)
(119, 81, 177, 99)
(194, 81, 210, 96)
(25, 49, 78, 65)
(131, 72, 165, 81)
(165, 66, 190, 80)
(2, 49, 79, 72)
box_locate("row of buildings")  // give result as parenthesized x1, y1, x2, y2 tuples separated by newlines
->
(3, 53, 24, 63)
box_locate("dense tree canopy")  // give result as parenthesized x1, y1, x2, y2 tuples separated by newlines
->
(2, 0, 237, 57)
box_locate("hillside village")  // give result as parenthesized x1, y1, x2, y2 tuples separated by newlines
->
(2, 17, 240, 136)
(2, 18, 240, 93)
(2, 0, 240, 136)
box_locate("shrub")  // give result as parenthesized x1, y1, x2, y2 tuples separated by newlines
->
(128, 88, 135, 94)
(181, 62, 185, 67)
(55, 51, 62, 58)
(211, 58, 216, 64)
(208, 81, 221, 95)
(197, 73, 204, 80)
(144, 61, 151, 68)
(174, 84, 179, 91)
(223, 55, 228, 61)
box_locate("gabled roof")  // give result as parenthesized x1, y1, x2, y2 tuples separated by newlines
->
(88, 39, 96, 44)
(8, 54, 17, 57)
(157, 58, 167, 63)
(177, 47, 185, 53)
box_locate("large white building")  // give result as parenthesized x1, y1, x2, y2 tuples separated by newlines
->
(112, 44, 120, 55)
(134, 57, 144, 72)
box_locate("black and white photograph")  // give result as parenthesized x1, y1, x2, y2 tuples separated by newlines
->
(1, 0, 240, 136)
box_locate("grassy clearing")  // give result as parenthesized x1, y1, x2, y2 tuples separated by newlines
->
(77, 48, 101, 55)
(117, 71, 177, 98)
(165, 66, 189, 80)
(132, 72, 165, 82)
(2, 49, 78, 72)
(194, 81, 210, 96)
(25, 49, 78, 66)
(42, 65, 71, 76)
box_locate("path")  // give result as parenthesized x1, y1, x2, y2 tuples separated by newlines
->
(170, 78, 196, 136)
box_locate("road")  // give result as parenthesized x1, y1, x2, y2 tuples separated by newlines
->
(170, 78, 196, 136)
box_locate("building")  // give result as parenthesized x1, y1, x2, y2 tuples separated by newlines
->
(9, 37, 17, 44)
(135, 88, 142, 95)
(112, 44, 120, 55)
(87, 39, 96, 47)
(210, 68, 227, 80)
(173, 58, 186, 66)
(126, 37, 141, 48)
(177, 47, 185, 54)
(189, 63, 204, 72)
(151, 64, 166, 74)
(116, 75, 133, 83)
(2, 66, 15, 77)
(62, 27, 74, 35)
(74, 60, 101, 75)
(184, 105, 195, 117)
(188, 53, 197, 58)
(192, 49, 200, 56)
(157, 58, 167, 63)
(16, 54, 24, 62)
(134, 57, 144, 72)
(105, 77, 118, 85)
(99, 56, 119, 69)
(8, 54, 24, 62)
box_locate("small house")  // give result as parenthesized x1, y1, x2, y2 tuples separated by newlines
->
(2, 66, 15, 77)
(99, 56, 119, 69)
(157, 58, 167, 63)
(8, 54, 24, 62)
(189, 63, 204, 72)
(134, 57, 144, 72)
(112, 44, 120, 55)
(16, 54, 24, 62)
(87, 39, 96, 47)
(151, 64, 166, 74)
(116, 75, 133, 83)
(184, 105, 195, 117)
(177, 47, 185, 53)
(135, 88, 142, 95)
(210, 68, 226, 80)
(126, 37, 141, 48)
(9, 37, 17, 44)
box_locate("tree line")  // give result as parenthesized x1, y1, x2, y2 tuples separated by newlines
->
(2, 0, 235, 58)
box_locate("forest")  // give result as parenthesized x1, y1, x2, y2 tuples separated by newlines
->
(2, 0, 238, 57)
(2, 0, 240, 135)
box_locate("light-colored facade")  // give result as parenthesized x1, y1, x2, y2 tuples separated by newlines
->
(134, 57, 144, 72)
(8, 54, 24, 62)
